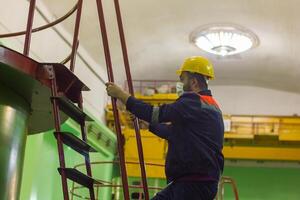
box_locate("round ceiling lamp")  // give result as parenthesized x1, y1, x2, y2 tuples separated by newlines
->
(190, 24, 259, 56)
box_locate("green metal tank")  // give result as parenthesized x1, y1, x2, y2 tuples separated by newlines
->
(0, 83, 30, 200)
(0, 45, 65, 200)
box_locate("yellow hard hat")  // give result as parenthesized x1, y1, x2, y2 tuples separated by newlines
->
(176, 56, 215, 79)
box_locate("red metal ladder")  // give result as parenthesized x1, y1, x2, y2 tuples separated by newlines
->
(47, 63, 102, 200)
(2, 0, 150, 198)
(95, 0, 150, 199)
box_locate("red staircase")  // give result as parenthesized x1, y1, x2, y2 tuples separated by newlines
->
(0, 0, 150, 199)
(49, 63, 101, 200)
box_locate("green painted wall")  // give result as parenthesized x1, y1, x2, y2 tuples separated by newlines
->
(20, 119, 116, 200)
(112, 166, 300, 200)
(18, 122, 300, 200)
(20, 131, 300, 200)
(17, 108, 300, 200)
(223, 166, 300, 200)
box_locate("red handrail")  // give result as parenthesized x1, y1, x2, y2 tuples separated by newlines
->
(71, 161, 165, 200)
(1, 1, 151, 199)
(23, 0, 36, 56)
(113, 0, 150, 199)
(70, 0, 83, 72)
(95, 0, 130, 199)
(0, 1, 80, 70)
(0, 3, 78, 38)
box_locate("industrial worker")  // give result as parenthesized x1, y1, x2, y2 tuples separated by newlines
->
(106, 56, 224, 200)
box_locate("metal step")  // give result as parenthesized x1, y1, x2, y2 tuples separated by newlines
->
(58, 168, 102, 188)
(54, 132, 96, 156)
(51, 96, 93, 123)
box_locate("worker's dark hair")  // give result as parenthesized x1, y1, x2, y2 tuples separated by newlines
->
(187, 72, 208, 89)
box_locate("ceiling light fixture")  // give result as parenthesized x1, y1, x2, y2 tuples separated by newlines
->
(190, 24, 259, 56)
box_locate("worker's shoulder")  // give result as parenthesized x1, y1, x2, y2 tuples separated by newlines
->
(177, 92, 200, 101)
(173, 92, 202, 113)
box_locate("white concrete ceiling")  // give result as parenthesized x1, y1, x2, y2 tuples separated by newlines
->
(42, 0, 300, 93)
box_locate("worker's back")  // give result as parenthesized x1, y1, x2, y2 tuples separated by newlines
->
(165, 90, 224, 183)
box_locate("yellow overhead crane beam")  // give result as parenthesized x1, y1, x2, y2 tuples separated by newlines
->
(223, 146, 300, 161)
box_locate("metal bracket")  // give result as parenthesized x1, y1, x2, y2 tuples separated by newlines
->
(36, 64, 55, 80)
(43, 65, 55, 79)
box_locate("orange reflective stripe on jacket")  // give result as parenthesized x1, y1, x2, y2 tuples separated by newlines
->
(199, 95, 220, 109)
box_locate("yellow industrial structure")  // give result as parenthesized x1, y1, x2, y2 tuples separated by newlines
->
(106, 85, 300, 179)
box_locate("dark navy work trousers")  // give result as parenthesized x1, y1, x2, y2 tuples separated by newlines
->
(151, 181, 218, 200)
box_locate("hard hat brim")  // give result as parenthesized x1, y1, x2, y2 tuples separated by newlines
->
(176, 69, 182, 75)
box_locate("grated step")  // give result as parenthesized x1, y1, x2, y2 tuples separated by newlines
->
(54, 132, 96, 156)
(51, 96, 93, 124)
(58, 168, 102, 188)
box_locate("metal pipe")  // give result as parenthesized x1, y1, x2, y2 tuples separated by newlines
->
(23, 0, 36, 56)
(95, 0, 130, 199)
(113, 0, 150, 199)
(74, 160, 165, 168)
(70, 0, 83, 72)
(223, 177, 239, 200)
(0, 2, 106, 85)
(70, 185, 165, 200)
(0, 3, 78, 38)
(218, 177, 239, 200)
(61, 40, 79, 65)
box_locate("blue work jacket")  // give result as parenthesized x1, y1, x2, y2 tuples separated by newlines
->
(126, 90, 224, 183)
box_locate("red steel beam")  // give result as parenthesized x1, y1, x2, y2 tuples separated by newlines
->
(113, 0, 150, 199)
(95, 0, 130, 199)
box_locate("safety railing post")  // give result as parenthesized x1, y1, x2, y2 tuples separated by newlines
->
(23, 0, 36, 56)
(70, 0, 83, 72)
(95, 0, 130, 199)
(113, 0, 150, 199)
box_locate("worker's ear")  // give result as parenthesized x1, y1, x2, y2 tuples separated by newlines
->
(190, 77, 198, 88)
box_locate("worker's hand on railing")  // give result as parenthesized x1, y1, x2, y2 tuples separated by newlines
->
(106, 82, 123, 97)
(106, 82, 131, 104)
(127, 112, 149, 129)
(140, 120, 149, 129)
(128, 112, 136, 121)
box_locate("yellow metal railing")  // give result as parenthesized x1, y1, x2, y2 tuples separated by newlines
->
(223, 115, 300, 141)
(105, 93, 300, 170)
(106, 101, 300, 143)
